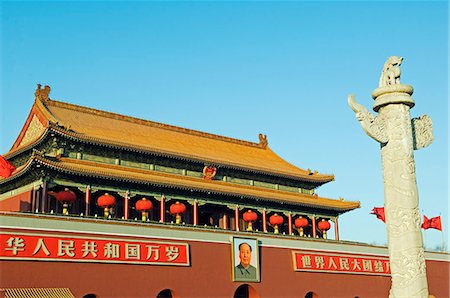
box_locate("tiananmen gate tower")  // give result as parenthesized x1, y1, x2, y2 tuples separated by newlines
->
(0, 85, 448, 298)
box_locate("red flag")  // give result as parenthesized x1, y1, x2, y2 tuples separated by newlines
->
(421, 215, 442, 231)
(371, 207, 385, 223)
(0, 155, 16, 178)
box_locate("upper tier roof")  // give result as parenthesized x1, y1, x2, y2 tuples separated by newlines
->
(7, 86, 334, 183)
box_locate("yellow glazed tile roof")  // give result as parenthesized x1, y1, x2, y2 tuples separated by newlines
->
(8, 97, 334, 183)
(25, 156, 357, 212)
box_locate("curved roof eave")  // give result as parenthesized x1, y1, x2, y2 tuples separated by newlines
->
(3, 155, 358, 213)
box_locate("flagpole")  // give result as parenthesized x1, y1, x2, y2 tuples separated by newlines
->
(422, 210, 427, 250)
(440, 212, 444, 252)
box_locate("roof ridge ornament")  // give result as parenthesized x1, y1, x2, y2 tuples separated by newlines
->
(35, 84, 51, 102)
(306, 169, 317, 175)
(258, 133, 268, 148)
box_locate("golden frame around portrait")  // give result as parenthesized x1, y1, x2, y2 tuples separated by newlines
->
(231, 237, 260, 282)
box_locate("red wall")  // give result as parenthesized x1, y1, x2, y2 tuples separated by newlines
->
(0, 191, 32, 212)
(1, 238, 448, 298)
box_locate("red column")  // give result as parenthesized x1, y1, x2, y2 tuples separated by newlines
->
(262, 209, 267, 232)
(124, 191, 129, 220)
(41, 180, 48, 213)
(31, 187, 37, 213)
(193, 200, 198, 226)
(160, 195, 165, 223)
(35, 188, 42, 213)
(288, 213, 293, 235)
(312, 216, 317, 238)
(235, 206, 240, 231)
(335, 217, 340, 241)
(223, 213, 228, 230)
(85, 185, 91, 216)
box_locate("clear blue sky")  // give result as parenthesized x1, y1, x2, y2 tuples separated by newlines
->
(1, 1, 448, 250)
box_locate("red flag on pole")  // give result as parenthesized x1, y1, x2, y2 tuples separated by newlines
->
(421, 215, 442, 231)
(370, 207, 385, 223)
(0, 155, 16, 178)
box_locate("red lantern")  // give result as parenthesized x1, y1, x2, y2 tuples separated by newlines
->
(56, 188, 76, 204)
(97, 193, 116, 218)
(318, 219, 331, 239)
(243, 210, 258, 231)
(269, 213, 284, 234)
(170, 201, 186, 224)
(135, 198, 153, 221)
(56, 188, 76, 215)
(294, 216, 309, 237)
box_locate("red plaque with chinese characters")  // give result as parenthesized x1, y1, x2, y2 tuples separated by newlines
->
(292, 250, 390, 276)
(0, 232, 190, 266)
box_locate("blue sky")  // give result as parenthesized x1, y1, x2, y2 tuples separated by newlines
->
(1, 1, 448, 250)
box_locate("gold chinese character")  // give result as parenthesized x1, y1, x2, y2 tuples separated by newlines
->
(339, 258, 350, 270)
(328, 257, 338, 269)
(104, 243, 120, 258)
(58, 240, 75, 257)
(146, 245, 160, 261)
(165, 246, 179, 261)
(81, 241, 98, 258)
(374, 260, 384, 272)
(5, 237, 25, 255)
(301, 255, 312, 268)
(315, 256, 325, 269)
(125, 244, 141, 259)
(385, 261, 390, 273)
(351, 259, 362, 271)
(32, 239, 50, 256)
(363, 259, 373, 271)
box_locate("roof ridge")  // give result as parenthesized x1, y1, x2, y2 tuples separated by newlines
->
(44, 99, 265, 149)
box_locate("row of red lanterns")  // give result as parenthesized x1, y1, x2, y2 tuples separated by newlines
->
(243, 210, 331, 236)
(55, 189, 187, 222)
(98, 194, 187, 222)
(54, 190, 331, 236)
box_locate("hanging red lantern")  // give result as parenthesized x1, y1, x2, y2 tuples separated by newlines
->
(97, 193, 116, 218)
(294, 216, 309, 237)
(56, 188, 76, 215)
(135, 198, 153, 221)
(317, 219, 331, 239)
(269, 213, 284, 234)
(243, 210, 258, 231)
(170, 201, 186, 224)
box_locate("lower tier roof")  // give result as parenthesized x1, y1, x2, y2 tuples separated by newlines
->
(0, 153, 360, 213)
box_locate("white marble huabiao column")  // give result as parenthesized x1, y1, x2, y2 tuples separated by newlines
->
(348, 56, 433, 298)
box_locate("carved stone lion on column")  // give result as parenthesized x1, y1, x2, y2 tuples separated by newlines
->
(379, 56, 403, 87)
